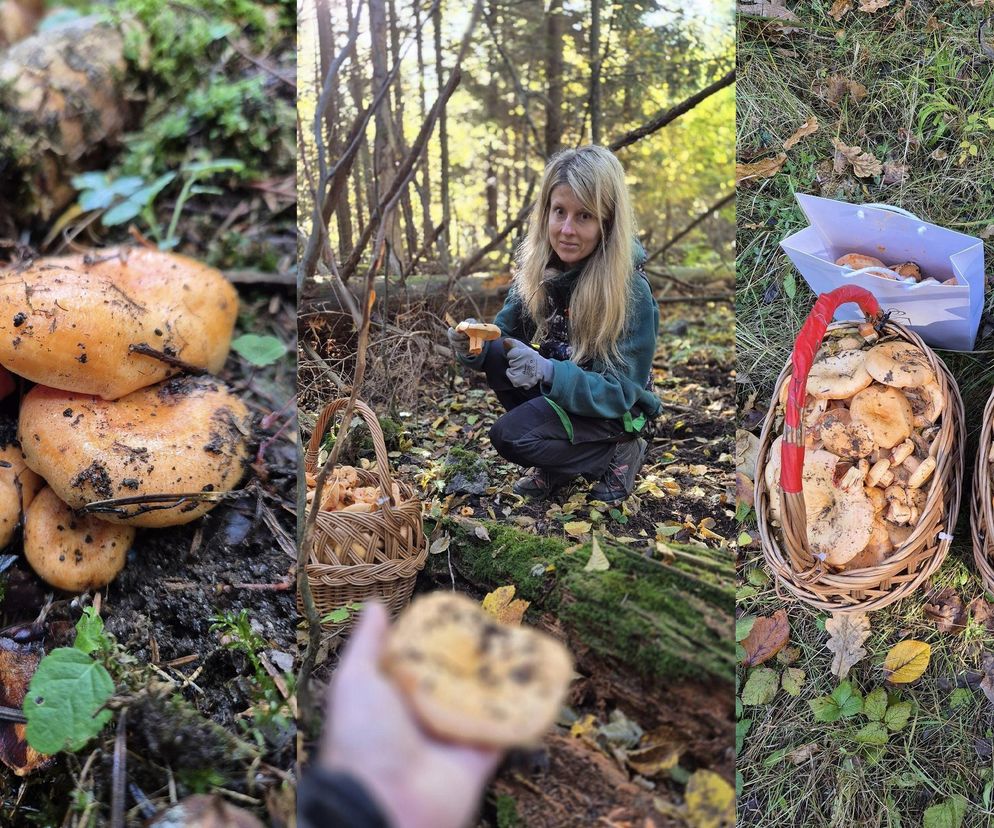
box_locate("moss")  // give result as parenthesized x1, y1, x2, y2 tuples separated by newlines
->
(495, 794, 523, 828)
(442, 445, 488, 484)
(441, 520, 735, 684)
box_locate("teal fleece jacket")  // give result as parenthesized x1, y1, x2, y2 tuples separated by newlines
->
(461, 247, 661, 423)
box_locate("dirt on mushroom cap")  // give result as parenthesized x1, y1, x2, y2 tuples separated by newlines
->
(18, 375, 252, 528)
(0, 248, 238, 400)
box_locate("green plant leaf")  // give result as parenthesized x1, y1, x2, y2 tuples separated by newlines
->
(783, 271, 796, 300)
(23, 648, 114, 754)
(736, 616, 756, 642)
(231, 334, 287, 367)
(736, 718, 751, 754)
(102, 199, 145, 226)
(741, 667, 778, 705)
(949, 688, 973, 710)
(831, 681, 863, 718)
(781, 667, 805, 697)
(809, 695, 842, 723)
(853, 722, 889, 746)
(884, 701, 913, 732)
(923, 795, 967, 828)
(74, 608, 107, 655)
(864, 687, 888, 722)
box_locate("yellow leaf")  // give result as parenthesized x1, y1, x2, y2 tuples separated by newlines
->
(481, 585, 530, 626)
(570, 713, 598, 741)
(685, 770, 735, 828)
(564, 520, 592, 538)
(583, 534, 611, 572)
(883, 640, 931, 684)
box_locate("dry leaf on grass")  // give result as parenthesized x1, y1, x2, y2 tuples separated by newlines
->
(736, 0, 800, 22)
(832, 139, 883, 178)
(981, 653, 994, 707)
(883, 640, 931, 684)
(815, 75, 867, 106)
(881, 161, 907, 186)
(924, 587, 967, 634)
(481, 585, 530, 626)
(784, 116, 819, 150)
(787, 743, 820, 764)
(828, 0, 852, 18)
(736, 153, 787, 185)
(825, 612, 871, 678)
(929, 148, 949, 162)
(740, 609, 790, 667)
(858, 0, 890, 10)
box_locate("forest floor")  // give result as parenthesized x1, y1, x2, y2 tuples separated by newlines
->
(299, 290, 736, 827)
(737, 5, 994, 826)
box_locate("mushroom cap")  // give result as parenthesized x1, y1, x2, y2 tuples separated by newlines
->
(864, 342, 936, 389)
(841, 517, 893, 570)
(0, 436, 44, 549)
(0, 248, 238, 399)
(18, 375, 251, 527)
(817, 409, 876, 458)
(850, 385, 914, 449)
(836, 253, 886, 270)
(803, 453, 875, 567)
(24, 486, 135, 592)
(807, 350, 873, 400)
(905, 381, 943, 428)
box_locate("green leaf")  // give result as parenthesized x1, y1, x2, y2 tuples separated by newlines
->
(23, 648, 114, 754)
(231, 334, 287, 367)
(102, 199, 144, 226)
(781, 667, 805, 697)
(74, 608, 107, 655)
(736, 697, 742, 719)
(853, 722, 889, 746)
(864, 687, 888, 722)
(735, 770, 743, 798)
(741, 667, 778, 705)
(182, 158, 246, 177)
(763, 746, 789, 767)
(923, 795, 967, 828)
(884, 701, 913, 732)
(783, 271, 797, 300)
(949, 688, 973, 710)
(71, 172, 109, 191)
(736, 718, 751, 754)
(809, 695, 842, 723)
(465, 414, 480, 425)
(746, 568, 769, 587)
(737, 585, 758, 601)
(832, 681, 863, 718)
(736, 616, 756, 642)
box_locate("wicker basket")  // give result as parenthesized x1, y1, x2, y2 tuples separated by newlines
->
(302, 398, 426, 633)
(971, 389, 994, 591)
(755, 286, 964, 613)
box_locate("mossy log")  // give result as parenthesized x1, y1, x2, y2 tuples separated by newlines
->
(0, 15, 129, 230)
(434, 519, 735, 686)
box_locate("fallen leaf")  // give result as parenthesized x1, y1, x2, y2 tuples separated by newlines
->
(684, 769, 735, 828)
(881, 161, 907, 186)
(787, 742, 820, 763)
(883, 640, 931, 684)
(832, 139, 883, 178)
(922, 795, 967, 828)
(736, 429, 761, 479)
(825, 612, 871, 678)
(736, 153, 787, 185)
(828, 0, 852, 18)
(564, 520, 592, 538)
(428, 534, 451, 555)
(980, 652, 994, 708)
(929, 148, 949, 162)
(626, 726, 685, 779)
(784, 116, 819, 150)
(813, 74, 866, 106)
(924, 587, 966, 634)
(858, 0, 890, 10)
(971, 597, 994, 631)
(583, 534, 611, 572)
(481, 585, 530, 626)
(740, 610, 790, 667)
(741, 667, 779, 705)
(781, 667, 805, 697)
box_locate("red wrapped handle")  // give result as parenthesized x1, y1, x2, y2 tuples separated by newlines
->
(781, 286, 881, 494)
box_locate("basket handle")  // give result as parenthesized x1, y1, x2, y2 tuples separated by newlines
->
(305, 398, 396, 503)
(781, 286, 881, 494)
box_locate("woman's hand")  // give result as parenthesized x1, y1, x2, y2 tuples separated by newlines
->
(446, 318, 477, 359)
(505, 339, 554, 388)
(320, 602, 503, 828)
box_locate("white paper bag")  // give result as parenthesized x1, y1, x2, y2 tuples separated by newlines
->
(779, 194, 985, 351)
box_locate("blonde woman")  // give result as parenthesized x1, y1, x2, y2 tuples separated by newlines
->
(447, 146, 660, 504)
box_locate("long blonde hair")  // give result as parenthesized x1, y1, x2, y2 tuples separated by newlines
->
(514, 145, 637, 368)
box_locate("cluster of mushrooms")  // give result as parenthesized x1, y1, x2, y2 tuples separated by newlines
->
(765, 327, 943, 570)
(0, 246, 250, 592)
(305, 465, 402, 513)
(836, 252, 957, 286)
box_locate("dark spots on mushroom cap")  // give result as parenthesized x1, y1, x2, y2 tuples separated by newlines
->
(154, 328, 163, 337)
(11, 337, 20, 349)
(76, 353, 87, 364)
(74, 549, 83, 564)
(0, 417, 19, 450)
(0, 461, 10, 469)
(121, 478, 139, 490)
(510, 663, 536, 684)
(63, 409, 73, 418)
(70, 461, 113, 499)
(84, 535, 93, 544)
(12, 312, 26, 327)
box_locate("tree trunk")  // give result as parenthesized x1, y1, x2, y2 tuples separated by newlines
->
(434, 3, 452, 267)
(589, 0, 602, 144)
(414, 0, 433, 244)
(544, 0, 564, 156)
(388, 0, 418, 264)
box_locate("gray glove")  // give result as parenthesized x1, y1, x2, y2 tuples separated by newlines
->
(446, 317, 478, 360)
(505, 339, 554, 388)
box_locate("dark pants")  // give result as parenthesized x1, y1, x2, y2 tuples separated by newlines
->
(483, 345, 631, 483)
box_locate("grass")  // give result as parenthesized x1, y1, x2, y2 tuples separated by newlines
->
(738, 5, 994, 826)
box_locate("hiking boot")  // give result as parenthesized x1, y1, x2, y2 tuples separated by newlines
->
(512, 467, 564, 498)
(590, 438, 647, 504)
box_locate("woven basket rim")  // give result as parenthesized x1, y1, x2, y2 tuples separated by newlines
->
(971, 386, 994, 591)
(755, 319, 965, 613)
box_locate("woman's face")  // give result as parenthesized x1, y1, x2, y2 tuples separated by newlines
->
(548, 184, 601, 265)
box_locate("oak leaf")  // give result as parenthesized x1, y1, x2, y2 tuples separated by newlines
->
(736, 154, 787, 185)
(740, 610, 790, 667)
(924, 587, 966, 634)
(831, 139, 882, 178)
(784, 116, 819, 150)
(858, 0, 890, 9)
(825, 612, 871, 678)
(828, 0, 852, 18)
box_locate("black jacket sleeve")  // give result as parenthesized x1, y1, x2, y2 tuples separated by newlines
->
(297, 767, 392, 828)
